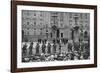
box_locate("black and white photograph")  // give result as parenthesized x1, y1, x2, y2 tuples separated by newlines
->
(11, 1, 97, 72)
(21, 10, 90, 62)
(16, 5, 96, 68)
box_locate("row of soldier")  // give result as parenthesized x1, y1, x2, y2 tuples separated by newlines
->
(22, 38, 90, 60)
(22, 41, 61, 57)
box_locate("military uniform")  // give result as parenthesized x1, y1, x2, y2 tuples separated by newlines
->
(22, 44, 27, 57)
(53, 43, 57, 54)
(42, 44, 46, 54)
(29, 43, 33, 56)
(35, 43, 40, 55)
(47, 43, 51, 54)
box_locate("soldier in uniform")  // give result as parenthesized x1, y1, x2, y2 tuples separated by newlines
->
(35, 43, 40, 55)
(29, 42, 33, 56)
(39, 39, 42, 43)
(47, 43, 51, 54)
(42, 42, 46, 54)
(58, 43, 61, 54)
(22, 43, 27, 57)
(68, 40, 73, 52)
(44, 39, 47, 44)
(53, 42, 57, 54)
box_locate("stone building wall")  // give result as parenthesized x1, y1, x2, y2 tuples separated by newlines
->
(22, 10, 90, 42)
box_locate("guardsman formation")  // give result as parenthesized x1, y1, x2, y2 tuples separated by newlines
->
(22, 32, 90, 62)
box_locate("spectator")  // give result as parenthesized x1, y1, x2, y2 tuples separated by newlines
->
(68, 40, 73, 52)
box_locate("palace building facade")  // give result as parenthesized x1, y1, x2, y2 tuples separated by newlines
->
(22, 10, 90, 42)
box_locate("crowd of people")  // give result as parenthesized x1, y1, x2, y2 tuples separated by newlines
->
(22, 37, 90, 62)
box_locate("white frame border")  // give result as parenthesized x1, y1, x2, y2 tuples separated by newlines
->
(17, 5, 94, 68)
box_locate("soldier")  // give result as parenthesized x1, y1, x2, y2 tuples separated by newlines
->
(35, 43, 40, 55)
(47, 43, 51, 54)
(70, 52, 75, 60)
(39, 39, 42, 43)
(42, 42, 46, 54)
(74, 40, 80, 52)
(53, 42, 57, 54)
(44, 39, 47, 44)
(22, 43, 27, 57)
(29, 42, 33, 56)
(38, 39, 40, 43)
(58, 43, 61, 54)
(61, 38, 64, 44)
(68, 40, 73, 52)
(83, 49, 90, 60)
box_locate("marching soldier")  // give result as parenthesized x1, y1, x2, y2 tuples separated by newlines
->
(53, 42, 57, 54)
(22, 43, 27, 57)
(29, 42, 33, 56)
(42, 42, 46, 54)
(68, 40, 73, 52)
(58, 43, 61, 54)
(47, 43, 51, 54)
(35, 43, 40, 55)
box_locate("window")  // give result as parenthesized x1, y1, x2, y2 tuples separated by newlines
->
(51, 33, 52, 38)
(61, 33, 63, 38)
(69, 20, 72, 22)
(80, 14, 83, 19)
(34, 22, 36, 25)
(40, 29, 42, 35)
(34, 28, 36, 30)
(40, 13, 42, 17)
(34, 13, 36, 16)
(40, 23, 42, 26)
(40, 32, 42, 35)
(34, 29, 36, 35)
(85, 24, 87, 27)
(60, 13, 63, 21)
(27, 31, 29, 35)
(40, 28, 42, 30)
(60, 23, 63, 27)
(27, 28, 29, 30)
(85, 14, 88, 19)
(40, 11, 43, 17)
(40, 18, 43, 21)
(27, 11, 29, 16)
(27, 22, 29, 25)
(69, 13, 72, 18)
